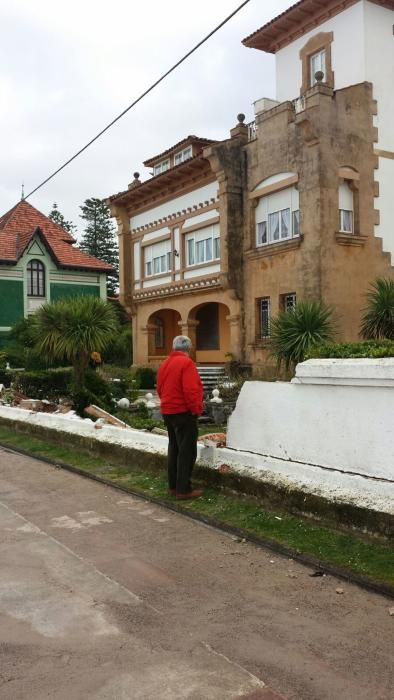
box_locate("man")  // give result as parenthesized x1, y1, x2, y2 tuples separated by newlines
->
(157, 335, 204, 499)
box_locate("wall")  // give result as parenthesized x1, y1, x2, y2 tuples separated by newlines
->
(50, 283, 101, 300)
(275, 2, 365, 102)
(364, 1, 394, 260)
(130, 182, 219, 229)
(227, 359, 394, 481)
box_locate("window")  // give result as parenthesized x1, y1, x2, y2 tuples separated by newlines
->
(27, 259, 45, 297)
(174, 147, 192, 166)
(310, 49, 326, 85)
(256, 186, 300, 247)
(338, 181, 354, 234)
(144, 240, 172, 277)
(186, 224, 220, 267)
(281, 293, 297, 312)
(154, 317, 164, 348)
(153, 159, 170, 176)
(259, 297, 271, 339)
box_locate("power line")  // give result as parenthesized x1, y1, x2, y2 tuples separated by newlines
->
(25, 0, 251, 200)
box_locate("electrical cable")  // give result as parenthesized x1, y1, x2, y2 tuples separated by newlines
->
(24, 0, 251, 200)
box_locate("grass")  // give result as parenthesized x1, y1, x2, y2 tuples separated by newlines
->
(0, 426, 393, 589)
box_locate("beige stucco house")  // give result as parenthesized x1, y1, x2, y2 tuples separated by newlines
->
(109, 0, 394, 372)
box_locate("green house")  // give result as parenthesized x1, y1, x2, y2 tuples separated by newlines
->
(0, 200, 112, 348)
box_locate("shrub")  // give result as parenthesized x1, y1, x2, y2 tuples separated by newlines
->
(308, 340, 394, 359)
(115, 410, 163, 432)
(270, 301, 335, 370)
(14, 368, 73, 399)
(360, 278, 394, 340)
(133, 366, 156, 389)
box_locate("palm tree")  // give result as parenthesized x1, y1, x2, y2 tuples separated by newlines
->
(270, 300, 335, 370)
(34, 295, 119, 396)
(360, 278, 394, 340)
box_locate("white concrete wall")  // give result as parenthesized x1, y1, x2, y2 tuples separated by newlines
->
(130, 182, 218, 230)
(364, 2, 394, 261)
(275, 2, 365, 102)
(227, 359, 394, 481)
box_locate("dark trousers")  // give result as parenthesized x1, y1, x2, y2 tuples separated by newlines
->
(162, 412, 198, 494)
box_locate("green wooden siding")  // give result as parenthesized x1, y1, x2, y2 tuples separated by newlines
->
(50, 283, 101, 301)
(0, 280, 24, 325)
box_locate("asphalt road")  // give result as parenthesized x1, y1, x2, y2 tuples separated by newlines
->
(0, 445, 393, 700)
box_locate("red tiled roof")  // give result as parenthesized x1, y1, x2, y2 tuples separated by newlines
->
(242, 0, 394, 53)
(143, 135, 217, 167)
(0, 200, 113, 272)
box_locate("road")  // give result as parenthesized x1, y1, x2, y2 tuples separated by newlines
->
(0, 446, 392, 700)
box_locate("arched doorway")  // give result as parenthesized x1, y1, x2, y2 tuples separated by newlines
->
(189, 302, 230, 363)
(147, 309, 181, 361)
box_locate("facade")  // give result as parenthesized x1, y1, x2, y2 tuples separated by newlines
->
(110, 0, 394, 372)
(0, 200, 112, 347)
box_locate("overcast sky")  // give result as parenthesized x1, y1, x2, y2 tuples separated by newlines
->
(1, 0, 294, 236)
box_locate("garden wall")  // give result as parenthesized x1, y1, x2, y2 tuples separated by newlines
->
(227, 358, 394, 482)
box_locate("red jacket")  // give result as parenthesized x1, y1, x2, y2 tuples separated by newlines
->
(157, 351, 204, 416)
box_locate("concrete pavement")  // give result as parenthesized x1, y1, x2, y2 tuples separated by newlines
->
(0, 445, 393, 699)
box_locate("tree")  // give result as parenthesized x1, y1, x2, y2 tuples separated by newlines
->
(34, 296, 119, 413)
(80, 198, 119, 296)
(48, 202, 76, 235)
(270, 300, 335, 371)
(360, 278, 394, 340)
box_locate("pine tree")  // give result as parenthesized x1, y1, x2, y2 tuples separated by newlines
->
(48, 202, 76, 235)
(79, 198, 119, 296)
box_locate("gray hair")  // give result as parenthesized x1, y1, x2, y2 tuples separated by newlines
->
(172, 335, 192, 352)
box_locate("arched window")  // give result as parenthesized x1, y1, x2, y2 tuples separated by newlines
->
(27, 259, 46, 297)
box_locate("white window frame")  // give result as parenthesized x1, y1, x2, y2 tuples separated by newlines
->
(338, 181, 354, 234)
(144, 240, 172, 278)
(153, 159, 170, 176)
(256, 186, 300, 247)
(185, 224, 220, 268)
(259, 297, 271, 339)
(174, 146, 192, 166)
(310, 49, 326, 85)
(339, 210, 353, 233)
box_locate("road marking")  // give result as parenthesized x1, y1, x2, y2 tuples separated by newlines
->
(202, 642, 265, 688)
(0, 499, 161, 614)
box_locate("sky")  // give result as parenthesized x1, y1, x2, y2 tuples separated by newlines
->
(0, 0, 294, 237)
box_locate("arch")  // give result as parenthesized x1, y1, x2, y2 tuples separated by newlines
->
(187, 301, 231, 363)
(147, 308, 181, 358)
(253, 172, 298, 193)
(26, 259, 46, 297)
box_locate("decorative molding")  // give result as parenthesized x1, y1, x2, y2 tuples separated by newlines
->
(300, 32, 334, 94)
(338, 167, 360, 181)
(249, 175, 298, 200)
(245, 236, 303, 260)
(0, 269, 23, 278)
(335, 232, 367, 247)
(132, 276, 221, 302)
(374, 148, 394, 160)
(131, 199, 219, 237)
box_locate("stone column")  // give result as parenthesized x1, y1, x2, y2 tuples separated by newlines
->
(227, 313, 241, 360)
(178, 320, 199, 361)
(140, 323, 157, 363)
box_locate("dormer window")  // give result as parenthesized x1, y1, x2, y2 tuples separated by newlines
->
(153, 159, 170, 176)
(174, 147, 192, 166)
(310, 49, 326, 85)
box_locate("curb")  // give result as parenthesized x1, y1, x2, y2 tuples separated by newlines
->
(2, 440, 394, 601)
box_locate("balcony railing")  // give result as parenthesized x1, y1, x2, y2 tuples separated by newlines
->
(248, 120, 257, 141)
(293, 96, 306, 114)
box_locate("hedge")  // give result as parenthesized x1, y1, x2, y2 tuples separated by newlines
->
(308, 340, 394, 359)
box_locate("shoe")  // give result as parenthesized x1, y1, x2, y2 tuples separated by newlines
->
(176, 489, 203, 500)
(168, 489, 176, 496)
